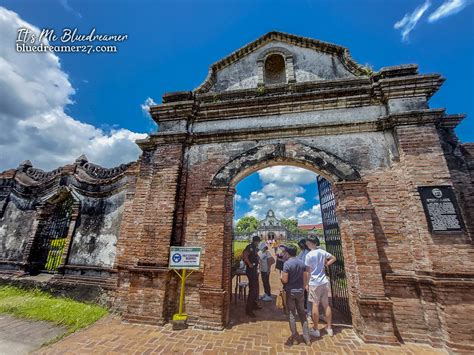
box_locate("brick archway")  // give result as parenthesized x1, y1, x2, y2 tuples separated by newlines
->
(202, 142, 398, 344)
(1, 32, 472, 352)
(107, 33, 474, 352)
(210, 142, 360, 187)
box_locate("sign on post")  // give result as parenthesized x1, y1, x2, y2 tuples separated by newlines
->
(169, 246, 202, 326)
(169, 246, 202, 269)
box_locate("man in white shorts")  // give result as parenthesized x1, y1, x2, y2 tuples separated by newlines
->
(305, 235, 336, 337)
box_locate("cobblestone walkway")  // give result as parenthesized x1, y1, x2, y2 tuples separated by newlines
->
(37, 265, 446, 354)
(36, 315, 445, 355)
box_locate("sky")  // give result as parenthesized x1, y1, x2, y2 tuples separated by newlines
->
(0, 0, 473, 224)
(235, 166, 320, 224)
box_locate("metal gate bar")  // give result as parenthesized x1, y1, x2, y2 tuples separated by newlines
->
(317, 176, 351, 320)
(30, 197, 73, 273)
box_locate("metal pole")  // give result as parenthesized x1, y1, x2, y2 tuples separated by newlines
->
(178, 269, 186, 315)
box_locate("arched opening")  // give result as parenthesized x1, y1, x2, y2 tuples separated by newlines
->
(28, 190, 77, 275)
(264, 54, 286, 85)
(202, 142, 401, 342)
(229, 163, 351, 331)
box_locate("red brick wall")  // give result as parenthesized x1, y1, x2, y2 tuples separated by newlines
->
(114, 142, 185, 323)
(113, 131, 473, 351)
(362, 124, 474, 350)
(334, 181, 398, 344)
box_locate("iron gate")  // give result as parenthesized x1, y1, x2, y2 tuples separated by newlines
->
(317, 176, 351, 320)
(30, 197, 73, 274)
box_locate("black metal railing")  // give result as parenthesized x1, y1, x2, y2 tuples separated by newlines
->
(30, 197, 73, 274)
(317, 176, 351, 320)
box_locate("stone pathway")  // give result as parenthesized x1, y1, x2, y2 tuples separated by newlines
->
(35, 315, 445, 355)
(0, 314, 66, 355)
(36, 265, 447, 354)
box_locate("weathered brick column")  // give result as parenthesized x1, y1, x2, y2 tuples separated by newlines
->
(197, 186, 234, 329)
(389, 123, 474, 351)
(114, 136, 186, 325)
(333, 181, 399, 344)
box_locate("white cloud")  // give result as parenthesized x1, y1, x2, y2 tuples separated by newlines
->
(0, 7, 147, 171)
(428, 0, 469, 22)
(141, 97, 157, 117)
(258, 166, 316, 185)
(261, 182, 305, 198)
(297, 204, 322, 225)
(394, 0, 431, 42)
(244, 166, 320, 224)
(59, 0, 82, 19)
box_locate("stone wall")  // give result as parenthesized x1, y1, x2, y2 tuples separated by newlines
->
(0, 158, 131, 285)
(0, 194, 36, 266)
(68, 191, 126, 268)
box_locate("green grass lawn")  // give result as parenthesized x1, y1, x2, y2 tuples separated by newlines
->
(0, 286, 108, 336)
(233, 241, 248, 255)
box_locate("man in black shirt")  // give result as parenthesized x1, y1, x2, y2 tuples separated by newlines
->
(242, 235, 261, 317)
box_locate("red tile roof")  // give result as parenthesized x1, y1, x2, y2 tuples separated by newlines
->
(299, 223, 323, 231)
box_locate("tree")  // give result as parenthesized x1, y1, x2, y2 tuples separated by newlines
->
(280, 218, 299, 233)
(235, 216, 259, 234)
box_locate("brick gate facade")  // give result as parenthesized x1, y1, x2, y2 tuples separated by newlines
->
(1, 32, 473, 352)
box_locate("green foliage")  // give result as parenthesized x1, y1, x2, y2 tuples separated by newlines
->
(232, 241, 248, 270)
(285, 241, 301, 253)
(336, 277, 347, 289)
(0, 286, 108, 335)
(45, 238, 66, 271)
(235, 216, 259, 234)
(361, 63, 374, 76)
(298, 229, 309, 236)
(280, 218, 299, 233)
(256, 86, 265, 96)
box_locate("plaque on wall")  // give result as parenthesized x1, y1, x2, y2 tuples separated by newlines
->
(418, 186, 465, 233)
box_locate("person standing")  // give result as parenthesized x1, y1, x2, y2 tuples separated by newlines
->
(297, 238, 310, 261)
(242, 235, 262, 317)
(305, 235, 336, 337)
(258, 242, 275, 301)
(297, 239, 312, 317)
(281, 245, 311, 346)
(275, 243, 287, 272)
(266, 238, 274, 250)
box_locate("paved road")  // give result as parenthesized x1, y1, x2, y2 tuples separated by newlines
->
(0, 314, 66, 355)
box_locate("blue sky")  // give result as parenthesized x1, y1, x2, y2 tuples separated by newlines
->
(0, 0, 473, 224)
(235, 166, 320, 223)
